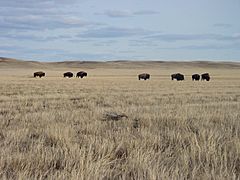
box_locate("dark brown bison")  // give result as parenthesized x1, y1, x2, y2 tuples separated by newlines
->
(34, 71, 45, 78)
(171, 73, 184, 81)
(192, 74, 200, 81)
(138, 73, 150, 80)
(201, 73, 210, 81)
(63, 72, 73, 78)
(76, 71, 87, 78)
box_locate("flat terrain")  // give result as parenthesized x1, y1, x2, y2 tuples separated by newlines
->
(0, 58, 240, 179)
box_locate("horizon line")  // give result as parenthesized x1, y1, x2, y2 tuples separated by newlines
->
(1, 56, 240, 63)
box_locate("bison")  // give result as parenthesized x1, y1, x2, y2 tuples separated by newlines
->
(171, 73, 184, 81)
(201, 73, 210, 81)
(138, 73, 150, 80)
(34, 71, 45, 78)
(192, 74, 200, 81)
(63, 72, 73, 78)
(76, 71, 87, 78)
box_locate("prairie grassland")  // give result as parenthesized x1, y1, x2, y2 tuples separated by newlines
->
(0, 66, 239, 179)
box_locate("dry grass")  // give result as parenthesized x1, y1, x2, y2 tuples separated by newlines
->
(0, 60, 240, 179)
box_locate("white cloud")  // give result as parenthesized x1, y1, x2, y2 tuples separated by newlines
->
(96, 9, 159, 18)
(0, 15, 100, 31)
(144, 33, 240, 42)
(213, 23, 232, 28)
(78, 27, 151, 38)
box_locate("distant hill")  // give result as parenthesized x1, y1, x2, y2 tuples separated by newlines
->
(0, 57, 239, 70)
(0, 57, 46, 69)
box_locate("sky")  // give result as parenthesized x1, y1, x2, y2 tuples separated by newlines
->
(0, 0, 240, 61)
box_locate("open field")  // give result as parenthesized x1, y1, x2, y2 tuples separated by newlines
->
(0, 58, 240, 179)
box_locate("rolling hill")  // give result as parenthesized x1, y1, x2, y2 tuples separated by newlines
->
(1, 57, 239, 70)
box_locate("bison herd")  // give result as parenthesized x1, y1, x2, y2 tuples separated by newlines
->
(137, 72, 210, 81)
(138, 72, 210, 81)
(169, 73, 210, 81)
(33, 71, 210, 81)
(33, 71, 88, 78)
(170, 73, 210, 81)
(191, 73, 210, 81)
(63, 71, 88, 78)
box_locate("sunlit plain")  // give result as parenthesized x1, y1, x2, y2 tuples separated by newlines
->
(0, 59, 239, 179)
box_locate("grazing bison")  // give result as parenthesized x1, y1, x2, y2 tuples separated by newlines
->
(76, 71, 87, 78)
(138, 73, 150, 80)
(201, 73, 210, 81)
(34, 71, 45, 78)
(171, 73, 184, 81)
(192, 74, 200, 81)
(63, 72, 73, 78)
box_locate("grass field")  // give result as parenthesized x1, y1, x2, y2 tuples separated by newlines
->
(0, 59, 240, 179)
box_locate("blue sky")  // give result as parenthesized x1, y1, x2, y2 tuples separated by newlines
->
(0, 0, 239, 61)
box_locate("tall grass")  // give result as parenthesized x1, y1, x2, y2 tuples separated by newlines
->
(0, 68, 239, 179)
